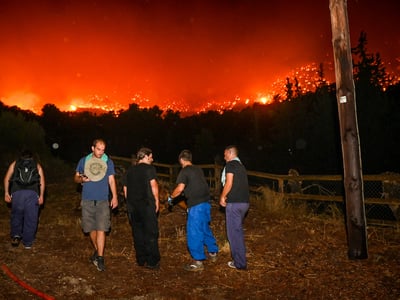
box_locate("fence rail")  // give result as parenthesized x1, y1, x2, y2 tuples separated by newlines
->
(112, 156, 400, 227)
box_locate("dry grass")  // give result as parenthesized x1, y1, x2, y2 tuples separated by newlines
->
(1, 176, 399, 299)
(251, 185, 312, 218)
(252, 185, 286, 212)
(250, 185, 348, 225)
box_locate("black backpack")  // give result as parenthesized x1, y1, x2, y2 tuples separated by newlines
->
(12, 158, 40, 186)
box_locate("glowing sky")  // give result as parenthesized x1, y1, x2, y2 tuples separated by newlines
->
(0, 0, 399, 113)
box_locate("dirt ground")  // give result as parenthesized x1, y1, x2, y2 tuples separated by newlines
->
(0, 179, 399, 300)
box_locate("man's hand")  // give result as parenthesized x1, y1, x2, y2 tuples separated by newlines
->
(219, 196, 227, 207)
(5, 193, 11, 203)
(110, 197, 118, 209)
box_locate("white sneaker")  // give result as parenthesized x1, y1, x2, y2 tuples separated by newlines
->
(209, 252, 218, 263)
(184, 261, 204, 272)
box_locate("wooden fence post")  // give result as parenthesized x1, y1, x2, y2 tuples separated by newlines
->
(278, 178, 284, 193)
(214, 164, 222, 198)
(169, 165, 174, 187)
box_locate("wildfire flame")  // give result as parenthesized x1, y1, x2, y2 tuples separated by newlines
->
(2, 61, 398, 116)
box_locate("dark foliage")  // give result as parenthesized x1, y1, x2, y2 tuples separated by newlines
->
(2, 79, 399, 175)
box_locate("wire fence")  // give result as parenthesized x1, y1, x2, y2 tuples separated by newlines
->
(112, 156, 400, 228)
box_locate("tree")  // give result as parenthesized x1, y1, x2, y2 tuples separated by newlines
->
(352, 31, 387, 89)
(316, 63, 327, 88)
(294, 77, 302, 97)
(285, 77, 294, 101)
(0, 111, 49, 162)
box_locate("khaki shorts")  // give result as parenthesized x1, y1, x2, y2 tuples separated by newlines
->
(81, 200, 111, 233)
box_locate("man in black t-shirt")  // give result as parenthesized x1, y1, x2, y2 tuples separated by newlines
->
(170, 150, 218, 272)
(123, 147, 160, 269)
(220, 145, 249, 270)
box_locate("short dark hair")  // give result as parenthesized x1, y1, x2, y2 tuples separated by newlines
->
(178, 149, 192, 162)
(93, 138, 106, 147)
(20, 149, 33, 160)
(225, 145, 238, 156)
(137, 147, 152, 160)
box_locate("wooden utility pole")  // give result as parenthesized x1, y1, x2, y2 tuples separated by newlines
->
(329, 0, 368, 259)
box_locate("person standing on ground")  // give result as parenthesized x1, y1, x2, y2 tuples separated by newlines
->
(74, 138, 118, 272)
(123, 147, 161, 269)
(169, 149, 219, 272)
(219, 145, 249, 270)
(4, 150, 45, 249)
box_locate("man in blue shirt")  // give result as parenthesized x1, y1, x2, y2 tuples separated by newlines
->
(75, 138, 118, 271)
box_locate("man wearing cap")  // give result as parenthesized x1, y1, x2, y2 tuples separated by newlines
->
(74, 138, 118, 271)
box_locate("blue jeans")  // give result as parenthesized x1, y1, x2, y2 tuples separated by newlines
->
(187, 202, 218, 261)
(10, 189, 40, 247)
(226, 202, 249, 269)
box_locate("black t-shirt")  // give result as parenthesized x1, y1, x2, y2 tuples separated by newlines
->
(124, 163, 157, 212)
(225, 160, 250, 203)
(176, 165, 210, 208)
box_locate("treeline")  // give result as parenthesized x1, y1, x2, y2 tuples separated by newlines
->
(1, 79, 399, 175)
(1, 32, 399, 175)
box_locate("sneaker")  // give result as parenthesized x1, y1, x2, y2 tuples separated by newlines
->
(145, 262, 160, 270)
(11, 236, 21, 247)
(94, 256, 106, 271)
(209, 252, 218, 263)
(183, 261, 204, 272)
(227, 261, 237, 269)
(228, 261, 247, 270)
(24, 245, 32, 250)
(89, 250, 98, 263)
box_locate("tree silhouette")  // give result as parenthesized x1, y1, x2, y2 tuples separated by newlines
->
(0, 111, 49, 162)
(352, 31, 387, 90)
(285, 77, 294, 101)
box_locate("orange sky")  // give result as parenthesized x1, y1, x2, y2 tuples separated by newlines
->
(0, 0, 399, 114)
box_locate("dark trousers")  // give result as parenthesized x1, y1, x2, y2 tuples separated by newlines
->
(128, 206, 160, 267)
(10, 189, 40, 247)
(226, 202, 249, 269)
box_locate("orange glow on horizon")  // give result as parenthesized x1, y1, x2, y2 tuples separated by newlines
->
(1, 1, 399, 116)
(2, 60, 398, 116)
(0, 67, 393, 116)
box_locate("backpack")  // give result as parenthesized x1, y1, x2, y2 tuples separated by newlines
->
(12, 158, 40, 186)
